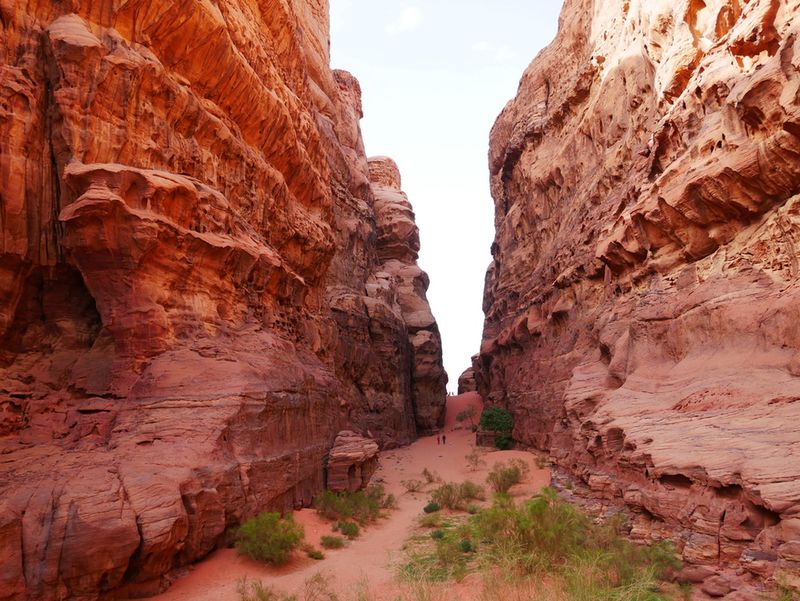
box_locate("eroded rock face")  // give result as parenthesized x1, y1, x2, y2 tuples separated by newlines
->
(0, 3, 445, 599)
(481, 0, 800, 586)
(326, 430, 379, 493)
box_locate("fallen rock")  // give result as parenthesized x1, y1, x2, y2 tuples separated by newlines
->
(326, 431, 380, 492)
(701, 575, 734, 598)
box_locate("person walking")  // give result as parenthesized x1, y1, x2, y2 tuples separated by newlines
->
(442, 434, 446, 445)
(436, 435, 441, 445)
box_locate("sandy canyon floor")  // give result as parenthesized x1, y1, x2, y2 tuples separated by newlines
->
(142, 392, 551, 601)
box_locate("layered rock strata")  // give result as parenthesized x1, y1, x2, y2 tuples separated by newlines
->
(0, 3, 445, 600)
(481, 0, 800, 588)
(326, 430, 379, 493)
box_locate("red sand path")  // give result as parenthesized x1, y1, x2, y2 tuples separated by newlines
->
(142, 392, 550, 601)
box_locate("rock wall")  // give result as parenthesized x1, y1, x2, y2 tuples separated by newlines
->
(481, 0, 800, 588)
(0, 2, 445, 600)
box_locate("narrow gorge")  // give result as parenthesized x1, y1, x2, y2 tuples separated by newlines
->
(1, 0, 800, 600)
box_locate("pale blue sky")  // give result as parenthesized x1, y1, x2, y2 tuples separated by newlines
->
(330, 1, 563, 391)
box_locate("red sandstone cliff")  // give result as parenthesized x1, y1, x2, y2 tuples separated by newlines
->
(481, 0, 800, 590)
(0, 3, 445, 599)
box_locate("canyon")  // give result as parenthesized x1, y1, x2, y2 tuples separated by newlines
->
(2, 0, 800, 599)
(0, 2, 445, 600)
(479, 0, 800, 591)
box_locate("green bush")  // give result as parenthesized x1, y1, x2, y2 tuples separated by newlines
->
(486, 459, 530, 493)
(431, 529, 445, 540)
(459, 539, 474, 553)
(430, 483, 465, 510)
(467, 504, 480, 515)
(337, 520, 360, 539)
(495, 434, 513, 450)
(459, 480, 486, 501)
(306, 548, 324, 560)
(423, 502, 441, 514)
(313, 485, 389, 525)
(235, 512, 304, 565)
(320, 535, 345, 549)
(479, 406, 513, 432)
(419, 512, 443, 528)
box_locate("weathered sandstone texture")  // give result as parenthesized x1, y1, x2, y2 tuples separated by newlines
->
(458, 356, 478, 394)
(480, 0, 800, 588)
(0, 3, 445, 600)
(326, 430, 379, 493)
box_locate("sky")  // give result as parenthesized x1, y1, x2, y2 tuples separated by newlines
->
(329, 1, 564, 392)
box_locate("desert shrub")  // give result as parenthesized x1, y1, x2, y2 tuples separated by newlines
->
(495, 434, 513, 450)
(337, 520, 360, 539)
(306, 548, 324, 560)
(479, 407, 513, 432)
(466, 504, 480, 515)
(235, 512, 304, 565)
(402, 479, 425, 493)
(320, 535, 345, 549)
(464, 450, 485, 472)
(422, 468, 442, 484)
(423, 502, 441, 514)
(431, 529, 445, 540)
(486, 459, 529, 493)
(459, 481, 486, 501)
(459, 539, 474, 553)
(237, 578, 296, 601)
(430, 483, 465, 510)
(419, 512, 443, 528)
(303, 573, 340, 601)
(313, 485, 390, 525)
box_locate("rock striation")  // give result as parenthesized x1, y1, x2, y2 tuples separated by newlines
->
(326, 430, 379, 493)
(481, 0, 800, 589)
(0, 3, 445, 600)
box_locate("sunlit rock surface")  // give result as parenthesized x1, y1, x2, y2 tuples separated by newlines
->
(480, 0, 800, 586)
(0, 2, 445, 599)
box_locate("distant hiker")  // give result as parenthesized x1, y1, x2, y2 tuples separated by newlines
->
(442, 434, 447, 445)
(436, 435, 440, 445)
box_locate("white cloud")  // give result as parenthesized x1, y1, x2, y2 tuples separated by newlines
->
(473, 40, 517, 63)
(385, 4, 422, 34)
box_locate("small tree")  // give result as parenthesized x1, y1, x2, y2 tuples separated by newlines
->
(236, 512, 304, 565)
(479, 407, 513, 433)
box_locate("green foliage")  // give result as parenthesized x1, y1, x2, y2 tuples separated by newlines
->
(429, 481, 486, 511)
(235, 512, 304, 565)
(471, 488, 681, 598)
(419, 512, 443, 528)
(320, 535, 345, 549)
(236, 577, 297, 601)
(430, 483, 465, 510)
(423, 502, 441, 514)
(459, 481, 486, 501)
(467, 504, 480, 515)
(479, 407, 513, 433)
(313, 485, 390, 525)
(459, 539, 474, 553)
(306, 548, 325, 560)
(495, 434, 513, 450)
(402, 479, 425, 493)
(431, 529, 445, 540)
(337, 520, 360, 539)
(485, 459, 530, 493)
